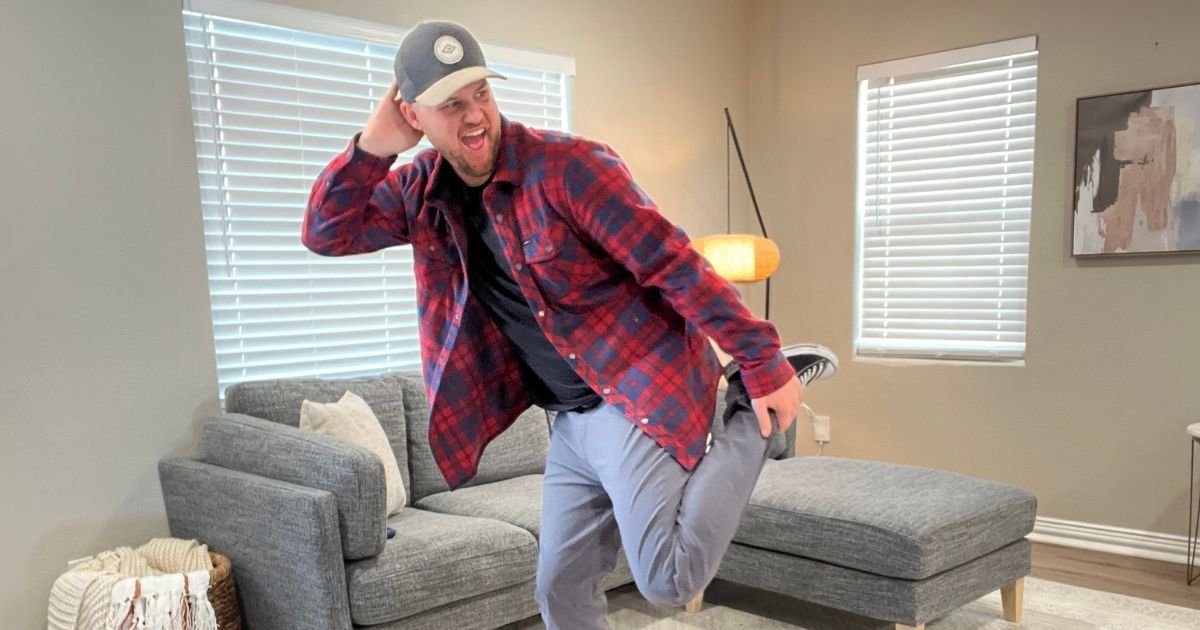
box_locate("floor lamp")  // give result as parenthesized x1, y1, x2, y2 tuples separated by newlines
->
(692, 108, 779, 319)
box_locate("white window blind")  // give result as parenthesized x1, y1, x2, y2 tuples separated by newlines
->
(854, 37, 1037, 361)
(182, 0, 574, 399)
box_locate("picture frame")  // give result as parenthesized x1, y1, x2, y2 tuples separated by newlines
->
(1072, 80, 1200, 257)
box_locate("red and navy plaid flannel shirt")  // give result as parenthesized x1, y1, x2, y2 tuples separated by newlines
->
(303, 117, 794, 490)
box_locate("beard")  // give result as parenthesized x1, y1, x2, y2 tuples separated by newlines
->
(443, 125, 501, 183)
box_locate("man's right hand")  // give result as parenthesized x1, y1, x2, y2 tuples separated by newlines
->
(357, 82, 423, 158)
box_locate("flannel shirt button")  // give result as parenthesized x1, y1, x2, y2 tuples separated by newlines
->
(428, 245, 435, 251)
(640, 417, 649, 424)
(568, 353, 576, 360)
(602, 387, 611, 394)
(537, 310, 545, 318)
(515, 263, 524, 271)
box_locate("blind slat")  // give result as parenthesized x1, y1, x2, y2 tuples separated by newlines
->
(216, 359, 423, 385)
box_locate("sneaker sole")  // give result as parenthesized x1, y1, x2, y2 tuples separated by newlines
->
(782, 343, 838, 386)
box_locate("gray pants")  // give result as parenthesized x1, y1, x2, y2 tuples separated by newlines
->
(534, 380, 770, 629)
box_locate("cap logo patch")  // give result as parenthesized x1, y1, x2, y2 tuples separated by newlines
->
(433, 36, 464, 64)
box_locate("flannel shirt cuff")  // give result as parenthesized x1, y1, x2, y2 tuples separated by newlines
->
(738, 351, 796, 399)
(346, 133, 397, 179)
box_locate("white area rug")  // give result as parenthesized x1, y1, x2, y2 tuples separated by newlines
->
(925, 578, 1200, 630)
(513, 577, 1200, 629)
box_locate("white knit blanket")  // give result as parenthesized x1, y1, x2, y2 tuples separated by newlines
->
(47, 538, 218, 630)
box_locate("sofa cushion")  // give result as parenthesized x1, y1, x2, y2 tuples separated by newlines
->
(415, 474, 543, 536)
(344, 508, 538, 625)
(415, 474, 638, 592)
(736, 457, 1037, 580)
(224, 374, 410, 496)
(393, 373, 550, 501)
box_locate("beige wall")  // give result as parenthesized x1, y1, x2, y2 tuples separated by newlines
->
(0, 0, 748, 625)
(747, 0, 1200, 537)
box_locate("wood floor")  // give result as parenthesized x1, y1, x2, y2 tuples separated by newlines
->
(1031, 541, 1200, 610)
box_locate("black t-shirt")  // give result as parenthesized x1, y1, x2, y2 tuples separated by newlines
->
(458, 179, 601, 412)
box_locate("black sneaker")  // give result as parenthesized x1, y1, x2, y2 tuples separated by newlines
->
(723, 343, 838, 387)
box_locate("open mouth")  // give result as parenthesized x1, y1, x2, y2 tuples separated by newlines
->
(462, 127, 487, 153)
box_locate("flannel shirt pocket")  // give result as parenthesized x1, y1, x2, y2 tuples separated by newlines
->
(524, 224, 596, 304)
(414, 226, 459, 269)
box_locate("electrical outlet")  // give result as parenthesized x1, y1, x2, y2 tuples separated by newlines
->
(812, 414, 831, 443)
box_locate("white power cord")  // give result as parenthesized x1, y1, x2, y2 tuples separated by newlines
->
(799, 402, 830, 456)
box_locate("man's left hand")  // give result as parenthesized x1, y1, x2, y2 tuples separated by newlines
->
(750, 377, 804, 438)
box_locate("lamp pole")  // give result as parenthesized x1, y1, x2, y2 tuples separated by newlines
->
(724, 107, 771, 320)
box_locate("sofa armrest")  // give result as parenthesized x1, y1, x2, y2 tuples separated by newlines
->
(158, 457, 352, 630)
(200, 414, 387, 559)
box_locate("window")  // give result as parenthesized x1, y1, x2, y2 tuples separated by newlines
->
(854, 36, 1037, 361)
(182, 0, 574, 399)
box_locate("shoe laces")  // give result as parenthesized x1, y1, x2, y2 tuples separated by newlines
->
(798, 361, 828, 386)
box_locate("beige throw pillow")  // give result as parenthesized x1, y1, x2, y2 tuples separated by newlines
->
(300, 390, 406, 515)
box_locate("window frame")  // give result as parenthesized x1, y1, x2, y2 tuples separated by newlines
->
(852, 36, 1038, 364)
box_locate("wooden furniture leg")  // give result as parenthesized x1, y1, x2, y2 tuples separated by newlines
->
(1001, 577, 1024, 622)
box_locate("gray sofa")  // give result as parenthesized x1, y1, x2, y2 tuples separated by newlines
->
(159, 371, 1036, 630)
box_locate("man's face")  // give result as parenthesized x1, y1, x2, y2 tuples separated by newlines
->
(403, 79, 502, 186)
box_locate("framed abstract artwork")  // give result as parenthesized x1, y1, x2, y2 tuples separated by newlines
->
(1073, 80, 1200, 256)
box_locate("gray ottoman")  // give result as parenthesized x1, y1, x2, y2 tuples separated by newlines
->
(709, 457, 1037, 629)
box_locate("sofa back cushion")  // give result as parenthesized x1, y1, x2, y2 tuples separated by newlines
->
(224, 375, 410, 496)
(392, 372, 550, 501)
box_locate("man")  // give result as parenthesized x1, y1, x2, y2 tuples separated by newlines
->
(302, 20, 836, 629)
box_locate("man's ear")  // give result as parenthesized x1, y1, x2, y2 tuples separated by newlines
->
(398, 101, 422, 131)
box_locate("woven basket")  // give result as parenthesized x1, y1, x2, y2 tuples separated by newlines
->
(208, 552, 243, 630)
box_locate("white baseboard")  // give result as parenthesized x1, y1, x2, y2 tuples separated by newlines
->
(1030, 516, 1194, 566)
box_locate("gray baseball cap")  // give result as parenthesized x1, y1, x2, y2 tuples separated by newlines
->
(393, 21, 506, 106)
